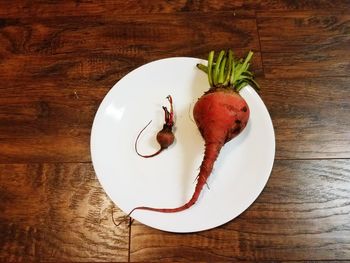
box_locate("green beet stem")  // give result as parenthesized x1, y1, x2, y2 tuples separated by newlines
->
(236, 81, 248, 91)
(213, 50, 225, 86)
(196, 63, 208, 73)
(233, 63, 243, 84)
(218, 56, 227, 84)
(223, 50, 233, 86)
(207, 51, 214, 87)
(247, 78, 261, 91)
(243, 51, 253, 69)
(197, 49, 259, 92)
(229, 57, 235, 86)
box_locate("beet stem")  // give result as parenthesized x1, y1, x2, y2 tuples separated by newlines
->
(213, 50, 225, 86)
(218, 56, 227, 84)
(229, 57, 236, 86)
(196, 63, 208, 73)
(207, 51, 214, 87)
(223, 50, 233, 86)
(199, 50, 259, 91)
(164, 95, 174, 126)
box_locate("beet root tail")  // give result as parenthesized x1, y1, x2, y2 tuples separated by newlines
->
(128, 142, 223, 215)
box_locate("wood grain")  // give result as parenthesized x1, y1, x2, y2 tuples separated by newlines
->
(0, 0, 349, 18)
(259, 77, 350, 159)
(1, 1, 350, 261)
(0, 14, 262, 100)
(256, 0, 350, 11)
(258, 11, 350, 78)
(130, 159, 350, 261)
(0, 13, 262, 163)
(0, 1, 251, 17)
(0, 137, 91, 163)
(0, 163, 129, 262)
(0, 12, 262, 82)
(0, 100, 97, 139)
(0, 13, 261, 61)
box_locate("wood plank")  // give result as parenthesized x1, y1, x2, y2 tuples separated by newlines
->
(257, 11, 350, 78)
(0, 13, 261, 82)
(0, 80, 110, 104)
(259, 77, 350, 159)
(0, 100, 98, 139)
(0, 136, 91, 163)
(0, 51, 262, 89)
(256, 1, 350, 11)
(0, 163, 129, 262)
(0, 14, 260, 61)
(0, 0, 349, 18)
(130, 159, 350, 261)
(0, 13, 262, 162)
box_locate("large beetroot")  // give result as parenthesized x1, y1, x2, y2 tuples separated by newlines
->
(129, 50, 259, 214)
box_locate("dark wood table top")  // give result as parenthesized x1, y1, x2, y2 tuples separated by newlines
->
(1, 1, 350, 261)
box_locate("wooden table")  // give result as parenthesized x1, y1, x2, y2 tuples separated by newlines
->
(1, 1, 350, 261)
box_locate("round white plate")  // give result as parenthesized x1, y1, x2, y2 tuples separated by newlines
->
(91, 57, 275, 233)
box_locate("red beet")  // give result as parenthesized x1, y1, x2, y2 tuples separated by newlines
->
(135, 95, 175, 158)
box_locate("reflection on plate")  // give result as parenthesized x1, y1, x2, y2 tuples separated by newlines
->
(90, 57, 275, 233)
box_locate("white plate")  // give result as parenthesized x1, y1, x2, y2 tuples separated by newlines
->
(91, 57, 275, 233)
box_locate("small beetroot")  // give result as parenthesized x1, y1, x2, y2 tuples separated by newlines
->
(135, 95, 175, 158)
